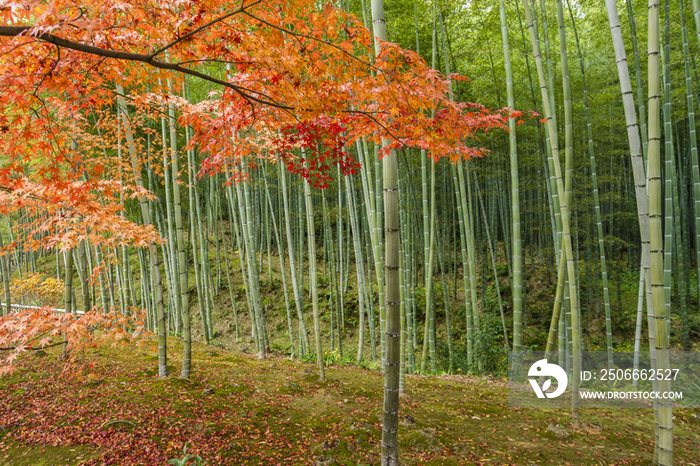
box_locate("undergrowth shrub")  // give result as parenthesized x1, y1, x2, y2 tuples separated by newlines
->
(472, 314, 509, 376)
(300, 348, 381, 370)
(434, 314, 507, 376)
(8, 272, 63, 307)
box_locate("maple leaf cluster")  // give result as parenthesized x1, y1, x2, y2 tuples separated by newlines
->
(0, 306, 149, 377)
(272, 118, 360, 189)
(1, 0, 509, 197)
(0, 177, 161, 251)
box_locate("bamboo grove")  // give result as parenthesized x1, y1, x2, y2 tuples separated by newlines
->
(1, 0, 700, 464)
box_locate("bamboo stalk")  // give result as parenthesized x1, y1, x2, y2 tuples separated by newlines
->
(301, 154, 325, 380)
(647, 0, 674, 461)
(523, 0, 580, 426)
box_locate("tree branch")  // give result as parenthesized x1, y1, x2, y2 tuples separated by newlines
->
(0, 341, 65, 351)
(148, 0, 264, 58)
(0, 26, 292, 110)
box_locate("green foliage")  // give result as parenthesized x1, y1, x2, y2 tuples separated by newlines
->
(471, 315, 509, 376)
(676, 374, 700, 408)
(300, 348, 381, 370)
(300, 349, 342, 366)
(209, 338, 228, 349)
(435, 314, 508, 376)
(496, 263, 508, 277)
(484, 281, 501, 313)
(356, 357, 382, 371)
(613, 342, 636, 352)
(167, 445, 203, 466)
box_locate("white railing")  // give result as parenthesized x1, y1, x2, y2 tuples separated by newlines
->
(0, 302, 84, 316)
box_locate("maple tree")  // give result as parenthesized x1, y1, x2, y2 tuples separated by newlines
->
(0, 306, 147, 377)
(0, 0, 504, 185)
(0, 0, 505, 351)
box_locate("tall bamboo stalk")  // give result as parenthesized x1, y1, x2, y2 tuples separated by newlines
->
(0, 229, 11, 316)
(279, 162, 309, 356)
(626, 0, 649, 161)
(115, 85, 167, 377)
(475, 178, 508, 345)
(603, 0, 658, 443)
(235, 168, 264, 357)
(648, 0, 674, 461)
(63, 250, 74, 315)
(680, 0, 700, 342)
(346, 175, 368, 363)
(451, 163, 472, 364)
(568, 0, 613, 375)
(263, 170, 294, 353)
(301, 155, 325, 380)
(500, 0, 522, 356)
(174, 81, 191, 378)
(662, 0, 674, 338)
(369, 0, 400, 463)
(523, 0, 580, 426)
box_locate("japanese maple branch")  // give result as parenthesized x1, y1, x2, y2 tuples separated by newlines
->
(0, 26, 291, 111)
(0, 329, 57, 349)
(0, 341, 65, 351)
(240, 10, 375, 71)
(342, 109, 402, 146)
(148, 0, 264, 58)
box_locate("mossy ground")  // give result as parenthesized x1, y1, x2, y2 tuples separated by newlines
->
(1, 339, 699, 465)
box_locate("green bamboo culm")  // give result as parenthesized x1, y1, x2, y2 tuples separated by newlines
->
(604, 0, 654, 407)
(567, 0, 613, 377)
(115, 85, 167, 377)
(661, 0, 674, 339)
(451, 163, 472, 365)
(438, 10, 456, 371)
(420, 0, 439, 374)
(555, 0, 579, 384)
(263, 171, 294, 354)
(625, 0, 648, 161)
(369, 0, 401, 463)
(77, 242, 90, 314)
(647, 0, 674, 462)
(235, 166, 265, 358)
(173, 81, 190, 378)
(0, 227, 11, 316)
(63, 249, 74, 315)
(279, 162, 310, 357)
(301, 154, 325, 381)
(500, 0, 523, 357)
(523, 0, 581, 426)
(345, 175, 368, 364)
(680, 0, 697, 350)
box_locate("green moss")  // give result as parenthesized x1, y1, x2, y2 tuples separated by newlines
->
(3, 340, 700, 465)
(401, 428, 443, 453)
(0, 443, 96, 466)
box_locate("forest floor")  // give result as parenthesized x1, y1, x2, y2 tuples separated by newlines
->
(1, 338, 699, 466)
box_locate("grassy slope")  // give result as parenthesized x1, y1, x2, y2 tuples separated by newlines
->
(1, 339, 699, 466)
